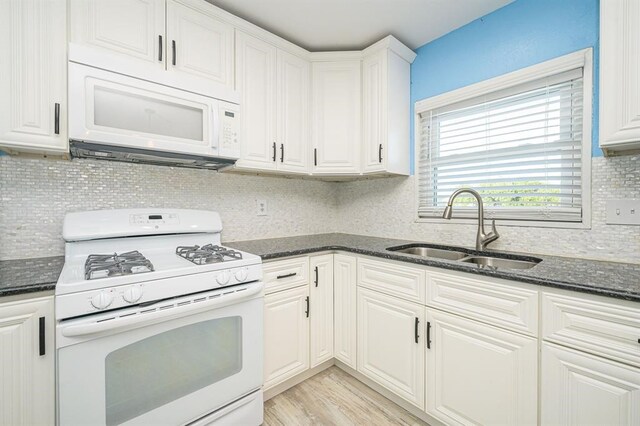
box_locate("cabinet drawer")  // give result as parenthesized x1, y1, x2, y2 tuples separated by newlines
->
(542, 291, 640, 367)
(263, 257, 309, 294)
(426, 269, 538, 336)
(357, 257, 426, 304)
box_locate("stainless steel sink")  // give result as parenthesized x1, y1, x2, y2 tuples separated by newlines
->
(459, 256, 540, 270)
(388, 246, 468, 261)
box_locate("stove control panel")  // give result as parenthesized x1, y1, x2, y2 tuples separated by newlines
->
(130, 213, 180, 226)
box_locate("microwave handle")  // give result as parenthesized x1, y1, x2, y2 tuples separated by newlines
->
(60, 282, 263, 338)
(211, 101, 220, 152)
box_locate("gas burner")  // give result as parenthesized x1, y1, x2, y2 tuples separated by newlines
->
(84, 250, 154, 280)
(176, 244, 243, 265)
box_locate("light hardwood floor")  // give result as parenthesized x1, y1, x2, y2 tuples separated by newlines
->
(263, 367, 428, 425)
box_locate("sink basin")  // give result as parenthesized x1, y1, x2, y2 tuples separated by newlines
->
(388, 246, 468, 261)
(459, 256, 540, 270)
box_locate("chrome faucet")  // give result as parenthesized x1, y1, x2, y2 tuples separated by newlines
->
(442, 188, 499, 251)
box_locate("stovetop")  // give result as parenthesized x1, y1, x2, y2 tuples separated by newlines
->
(176, 244, 243, 265)
(84, 250, 155, 280)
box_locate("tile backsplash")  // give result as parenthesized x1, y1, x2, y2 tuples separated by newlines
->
(0, 156, 338, 260)
(336, 156, 640, 264)
(1, 155, 639, 264)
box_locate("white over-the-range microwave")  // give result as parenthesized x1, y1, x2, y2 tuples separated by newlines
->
(68, 60, 241, 170)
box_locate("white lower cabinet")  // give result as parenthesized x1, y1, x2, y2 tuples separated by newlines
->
(333, 254, 357, 369)
(263, 285, 309, 390)
(542, 342, 640, 425)
(0, 296, 55, 426)
(309, 254, 334, 367)
(357, 287, 425, 409)
(426, 309, 538, 426)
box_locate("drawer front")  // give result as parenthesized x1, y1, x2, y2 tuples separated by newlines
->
(263, 257, 309, 294)
(426, 269, 538, 336)
(542, 291, 640, 367)
(357, 257, 426, 304)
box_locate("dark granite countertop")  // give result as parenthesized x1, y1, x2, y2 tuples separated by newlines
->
(0, 256, 64, 298)
(227, 233, 640, 302)
(2, 233, 638, 302)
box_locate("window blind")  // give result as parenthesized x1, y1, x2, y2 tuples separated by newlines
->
(417, 68, 586, 222)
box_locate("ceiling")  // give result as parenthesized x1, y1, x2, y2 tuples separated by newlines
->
(205, 0, 513, 51)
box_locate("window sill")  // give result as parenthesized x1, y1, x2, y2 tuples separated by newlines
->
(414, 217, 591, 230)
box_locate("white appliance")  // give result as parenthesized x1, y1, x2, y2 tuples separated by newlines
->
(68, 62, 241, 170)
(55, 209, 264, 426)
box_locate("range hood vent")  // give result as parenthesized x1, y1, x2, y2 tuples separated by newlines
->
(70, 141, 237, 171)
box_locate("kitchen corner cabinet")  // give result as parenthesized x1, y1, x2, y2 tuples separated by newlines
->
(263, 285, 309, 390)
(235, 31, 310, 174)
(0, 0, 68, 155)
(361, 47, 413, 175)
(309, 254, 334, 367)
(0, 296, 55, 426)
(357, 287, 425, 409)
(311, 60, 362, 175)
(69, 0, 233, 88)
(426, 309, 538, 425)
(599, 0, 640, 153)
(333, 254, 357, 369)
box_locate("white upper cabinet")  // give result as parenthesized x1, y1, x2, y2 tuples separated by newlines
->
(311, 60, 362, 174)
(277, 50, 311, 173)
(69, 0, 165, 68)
(235, 31, 310, 173)
(166, 0, 233, 87)
(235, 31, 277, 170)
(600, 0, 640, 153)
(0, 0, 68, 155)
(70, 0, 234, 89)
(362, 39, 415, 175)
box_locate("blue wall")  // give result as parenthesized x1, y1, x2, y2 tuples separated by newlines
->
(410, 0, 600, 173)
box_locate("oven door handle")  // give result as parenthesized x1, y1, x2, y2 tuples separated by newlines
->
(60, 283, 263, 338)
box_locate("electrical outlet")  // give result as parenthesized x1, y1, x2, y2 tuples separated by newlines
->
(606, 199, 640, 225)
(256, 199, 268, 216)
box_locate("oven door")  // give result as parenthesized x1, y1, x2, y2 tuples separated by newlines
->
(57, 283, 263, 426)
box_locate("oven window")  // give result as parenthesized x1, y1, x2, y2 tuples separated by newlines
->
(105, 316, 242, 426)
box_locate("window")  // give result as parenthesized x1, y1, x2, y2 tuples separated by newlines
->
(416, 50, 592, 225)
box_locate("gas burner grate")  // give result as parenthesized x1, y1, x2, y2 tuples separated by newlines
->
(84, 250, 154, 280)
(176, 244, 243, 265)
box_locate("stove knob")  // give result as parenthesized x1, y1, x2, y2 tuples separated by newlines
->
(216, 270, 231, 286)
(91, 291, 113, 310)
(123, 286, 143, 304)
(234, 268, 248, 282)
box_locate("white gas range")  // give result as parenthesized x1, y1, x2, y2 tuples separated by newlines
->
(55, 209, 264, 426)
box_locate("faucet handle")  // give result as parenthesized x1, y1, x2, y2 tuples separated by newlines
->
(490, 219, 499, 238)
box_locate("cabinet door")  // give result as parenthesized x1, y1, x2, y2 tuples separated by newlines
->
(362, 50, 387, 173)
(357, 287, 425, 409)
(426, 309, 538, 426)
(166, 0, 233, 87)
(69, 0, 165, 67)
(0, 0, 67, 154)
(334, 254, 357, 369)
(277, 50, 310, 174)
(263, 286, 309, 390)
(0, 296, 55, 426)
(309, 254, 334, 367)
(235, 31, 277, 170)
(600, 0, 640, 151)
(311, 61, 361, 174)
(542, 343, 640, 426)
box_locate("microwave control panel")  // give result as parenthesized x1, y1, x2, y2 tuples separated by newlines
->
(219, 103, 240, 158)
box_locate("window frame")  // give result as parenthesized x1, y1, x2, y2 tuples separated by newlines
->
(413, 48, 593, 229)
